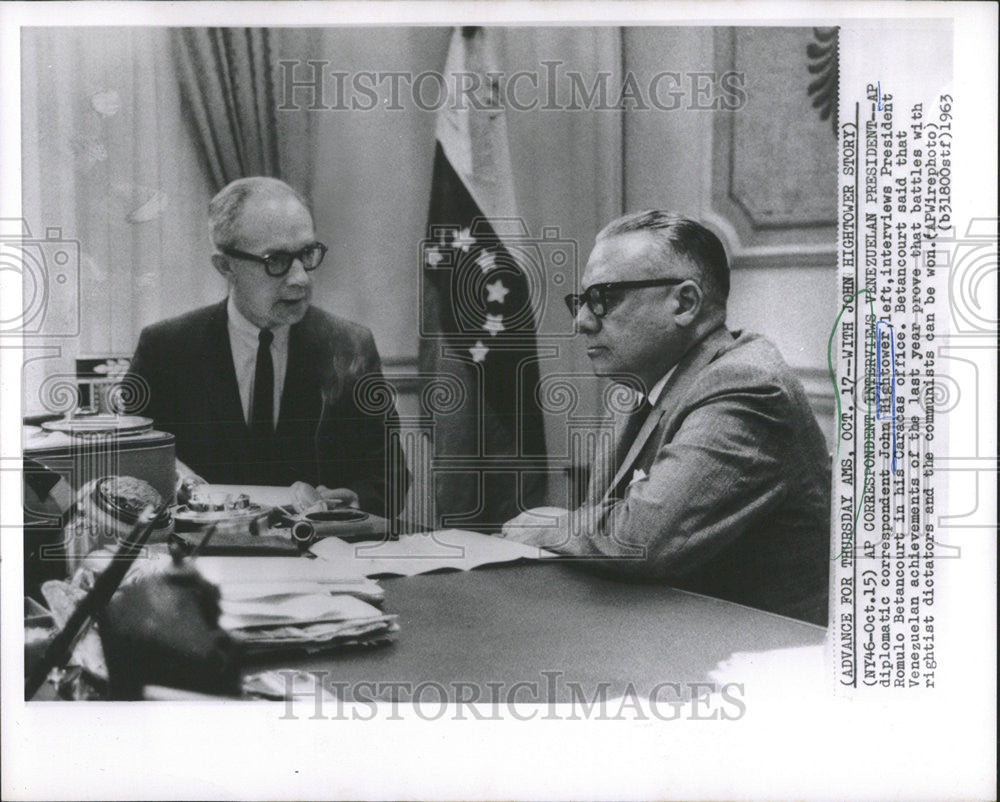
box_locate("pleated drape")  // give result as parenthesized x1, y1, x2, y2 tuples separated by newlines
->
(171, 28, 285, 190)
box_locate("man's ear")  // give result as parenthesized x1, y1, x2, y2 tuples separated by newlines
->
(672, 281, 704, 327)
(211, 253, 231, 279)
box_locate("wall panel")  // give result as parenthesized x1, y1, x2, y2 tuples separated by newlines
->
(623, 26, 839, 446)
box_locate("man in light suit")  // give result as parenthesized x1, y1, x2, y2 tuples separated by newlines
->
(504, 211, 831, 625)
(127, 177, 409, 517)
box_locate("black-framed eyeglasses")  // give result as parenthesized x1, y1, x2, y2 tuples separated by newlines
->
(220, 242, 328, 278)
(564, 278, 690, 318)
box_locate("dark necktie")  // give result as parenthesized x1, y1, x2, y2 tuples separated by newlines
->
(250, 328, 274, 441)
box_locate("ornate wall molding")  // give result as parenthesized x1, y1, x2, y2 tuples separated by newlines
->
(707, 27, 838, 268)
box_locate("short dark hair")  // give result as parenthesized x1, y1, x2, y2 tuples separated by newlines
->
(208, 177, 310, 249)
(597, 210, 730, 306)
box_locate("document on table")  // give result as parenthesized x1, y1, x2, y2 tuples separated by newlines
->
(117, 552, 370, 585)
(193, 555, 369, 585)
(108, 550, 385, 603)
(309, 529, 557, 577)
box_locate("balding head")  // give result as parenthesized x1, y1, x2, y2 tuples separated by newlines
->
(209, 177, 317, 329)
(597, 211, 730, 310)
(209, 177, 311, 250)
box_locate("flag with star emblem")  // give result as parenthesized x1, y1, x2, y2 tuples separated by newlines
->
(419, 27, 547, 532)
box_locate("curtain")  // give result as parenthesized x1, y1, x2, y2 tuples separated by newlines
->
(172, 28, 310, 194)
(20, 28, 219, 416)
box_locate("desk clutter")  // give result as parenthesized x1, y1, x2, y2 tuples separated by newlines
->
(108, 551, 398, 657)
(25, 477, 555, 701)
(28, 550, 397, 700)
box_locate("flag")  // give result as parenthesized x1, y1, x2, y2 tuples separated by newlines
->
(419, 27, 547, 532)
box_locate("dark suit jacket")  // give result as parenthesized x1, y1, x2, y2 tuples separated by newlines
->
(565, 326, 831, 625)
(128, 300, 410, 518)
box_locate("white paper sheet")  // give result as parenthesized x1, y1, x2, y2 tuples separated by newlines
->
(309, 528, 556, 577)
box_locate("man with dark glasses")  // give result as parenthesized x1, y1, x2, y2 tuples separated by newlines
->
(126, 177, 409, 517)
(505, 211, 830, 625)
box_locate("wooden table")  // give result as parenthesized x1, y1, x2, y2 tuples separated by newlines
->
(173, 487, 826, 703)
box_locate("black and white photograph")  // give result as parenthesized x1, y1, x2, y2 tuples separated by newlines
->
(1, 3, 995, 800)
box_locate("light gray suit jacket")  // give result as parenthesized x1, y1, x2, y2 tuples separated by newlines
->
(563, 325, 831, 625)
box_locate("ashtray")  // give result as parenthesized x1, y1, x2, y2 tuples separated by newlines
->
(290, 508, 374, 546)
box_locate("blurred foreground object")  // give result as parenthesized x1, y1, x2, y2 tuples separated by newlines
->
(98, 553, 242, 700)
(24, 502, 166, 699)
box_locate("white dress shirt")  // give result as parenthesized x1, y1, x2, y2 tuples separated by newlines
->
(226, 295, 290, 428)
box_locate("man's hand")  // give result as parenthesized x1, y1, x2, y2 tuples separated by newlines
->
(315, 486, 360, 509)
(501, 506, 572, 549)
(291, 482, 360, 512)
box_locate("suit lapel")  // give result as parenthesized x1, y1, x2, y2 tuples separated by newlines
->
(199, 300, 252, 458)
(600, 406, 665, 504)
(278, 315, 323, 437)
(653, 324, 733, 425)
(597, 324, 733, 505)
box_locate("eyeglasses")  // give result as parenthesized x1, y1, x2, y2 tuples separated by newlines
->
(564, 278, 690, 318)
(220, 242, 328, 278)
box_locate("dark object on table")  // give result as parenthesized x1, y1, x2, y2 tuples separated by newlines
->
(24, 426, 176, 507)
(168, 528, 300, 556)
(23, 459, 71, 601)
(276, 505, 396, 549)
(291, 508, 369, 548)
(170, 504, 299, 556)
(92, 475, 171, 528)
(97, 557, 242, 700)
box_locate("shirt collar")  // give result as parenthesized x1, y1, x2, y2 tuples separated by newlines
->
(644, 364, 677, 407)
(226, 295, 290, 347)
(638, 324, 729, 407)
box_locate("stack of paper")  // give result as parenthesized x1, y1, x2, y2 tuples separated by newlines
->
(220, 592, 397, 654)
(191, 556, 395, 653)
(108, 551, 396, 654)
